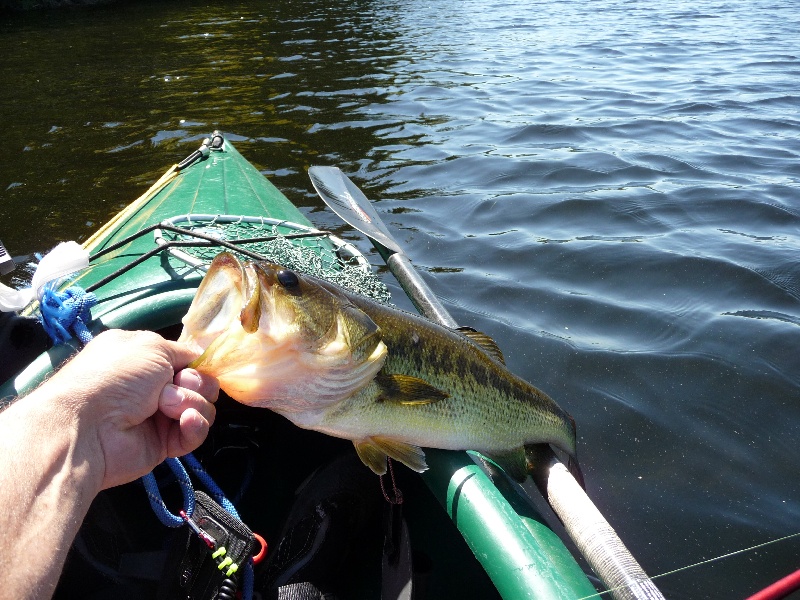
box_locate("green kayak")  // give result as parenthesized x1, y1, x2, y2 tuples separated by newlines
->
(1, 133, 597, 600)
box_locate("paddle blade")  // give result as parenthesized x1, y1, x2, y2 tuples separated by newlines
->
(308, 166, 402, 254)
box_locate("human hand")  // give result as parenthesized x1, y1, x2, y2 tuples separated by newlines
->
(39, 329, 218, 491)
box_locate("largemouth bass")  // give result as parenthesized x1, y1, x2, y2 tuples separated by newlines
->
(179, 252, 582, 483)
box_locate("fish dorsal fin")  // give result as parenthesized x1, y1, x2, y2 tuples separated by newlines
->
(456, 326, 506, 364)
(353, 437, 428, 475)
(375, 372, 449, 405)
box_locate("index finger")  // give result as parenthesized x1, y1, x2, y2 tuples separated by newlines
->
(174, 369, 219, 404)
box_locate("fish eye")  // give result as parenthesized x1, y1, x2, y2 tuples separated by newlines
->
(276, 269, 299, 288)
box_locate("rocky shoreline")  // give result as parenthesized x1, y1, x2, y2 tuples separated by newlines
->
(1, 0, 119, 10)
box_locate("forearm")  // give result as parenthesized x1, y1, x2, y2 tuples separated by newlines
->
(0, 330, 217, 599)
(0, 390, 102, 600)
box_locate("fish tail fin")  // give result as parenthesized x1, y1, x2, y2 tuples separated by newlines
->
(524, 413, 586, 492)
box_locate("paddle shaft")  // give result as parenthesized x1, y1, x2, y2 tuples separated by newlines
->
(374, 242, 458, 329)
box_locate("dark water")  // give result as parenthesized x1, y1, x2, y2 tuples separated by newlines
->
(2, 0, 800, 597)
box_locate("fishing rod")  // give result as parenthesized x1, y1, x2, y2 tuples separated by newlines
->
(309, 166, 665, 600)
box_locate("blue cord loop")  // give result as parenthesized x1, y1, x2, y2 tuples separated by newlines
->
(141, 458, 196, 528)
(183, 453, 242, 519)
(40, 284, 97, 345)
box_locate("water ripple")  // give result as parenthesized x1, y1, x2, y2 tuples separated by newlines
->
(2, 0, 799, 597)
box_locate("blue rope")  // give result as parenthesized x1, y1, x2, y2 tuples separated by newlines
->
(183, 453, 241, 519)
(40, 285, 97, 346)
(243, 560, 254, 599)
(141, 457, 196, 528)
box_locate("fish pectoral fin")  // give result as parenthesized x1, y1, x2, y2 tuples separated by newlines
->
(375, 373, 449, 406)
(353, 437, 429, 475)
(482, 448, 528, 483)
(455, 326, 506, 364)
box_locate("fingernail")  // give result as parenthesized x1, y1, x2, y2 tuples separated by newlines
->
(162, 384, 184, 406)
(178, 369, 202, 390)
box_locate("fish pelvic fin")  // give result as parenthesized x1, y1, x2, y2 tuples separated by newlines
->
(353, 437, 428, 475)
(455, 326, 506, 365)
(375, 372, 449, 406)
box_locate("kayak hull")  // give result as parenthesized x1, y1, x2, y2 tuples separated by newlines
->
(1, 136, 596, 600)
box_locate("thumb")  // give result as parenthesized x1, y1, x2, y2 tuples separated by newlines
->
(161, 338, 203, 371)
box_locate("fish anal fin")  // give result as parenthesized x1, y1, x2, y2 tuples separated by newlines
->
(375, 373, 449, 405)
(456, 326, 506, 364)
(373, 437, 428, 473)
(353, 437, 429, 475)
(483, 447, 528, 483)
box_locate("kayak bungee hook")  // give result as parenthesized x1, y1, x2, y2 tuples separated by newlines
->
(176, 139, 210, 171)
(176, 131, 225, 171)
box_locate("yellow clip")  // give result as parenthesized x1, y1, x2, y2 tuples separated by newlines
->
(212, 546, 227, 560)
(218, 557, 234, 572)
(225, 563, 239, 577)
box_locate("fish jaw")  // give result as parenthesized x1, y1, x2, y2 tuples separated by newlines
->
(181, 253, 388, 417)
(178, 252, 248, 355)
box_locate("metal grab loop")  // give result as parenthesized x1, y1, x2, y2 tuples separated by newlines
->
(176, 139, 212, 171)
(209, 130, 225, 150)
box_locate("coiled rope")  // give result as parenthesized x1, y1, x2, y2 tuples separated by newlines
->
(40, 285, 97, 345)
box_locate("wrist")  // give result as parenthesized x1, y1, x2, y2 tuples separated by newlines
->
(19, 385, 106, 498)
